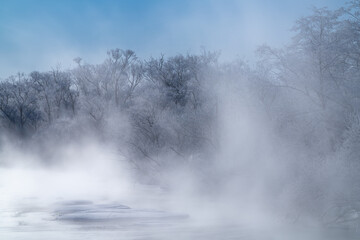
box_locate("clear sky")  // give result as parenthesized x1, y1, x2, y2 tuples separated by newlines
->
(0, 0, 347, 78)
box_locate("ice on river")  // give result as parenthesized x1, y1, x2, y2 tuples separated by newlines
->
(1, 196, 360, 240)
(0, 196, 248, 240)
(0, 166, 359, 240)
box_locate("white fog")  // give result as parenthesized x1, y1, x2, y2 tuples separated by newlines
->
(0, 1, 359, 239)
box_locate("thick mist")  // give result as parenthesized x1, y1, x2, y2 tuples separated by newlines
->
(1, 1, 360, 239)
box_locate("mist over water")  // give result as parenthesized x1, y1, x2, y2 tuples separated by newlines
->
(1, 1, 360, 239)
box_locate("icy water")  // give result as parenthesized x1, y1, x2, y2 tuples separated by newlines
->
(0, 197, 359, 240)
(0, 198, 243, 240)
(0, 166, 358, 240)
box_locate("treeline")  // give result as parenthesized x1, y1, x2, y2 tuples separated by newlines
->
(0, 49, 219, 169)
(1, 1, 360, 226)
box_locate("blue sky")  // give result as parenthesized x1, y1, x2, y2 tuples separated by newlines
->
(0, 0, 346, 78)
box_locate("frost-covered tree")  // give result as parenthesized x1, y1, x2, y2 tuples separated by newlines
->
(0, 74, 41, 135)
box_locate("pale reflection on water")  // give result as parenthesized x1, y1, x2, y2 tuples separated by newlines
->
(0, 198, 358, 240)
(0, 199, 244, 240)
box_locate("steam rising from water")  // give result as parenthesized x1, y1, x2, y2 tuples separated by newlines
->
(0, 84, 358, 239)
(1, 2, 360, 239)
(0, 88, 285, 230)
(0, 141, 134, 206)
